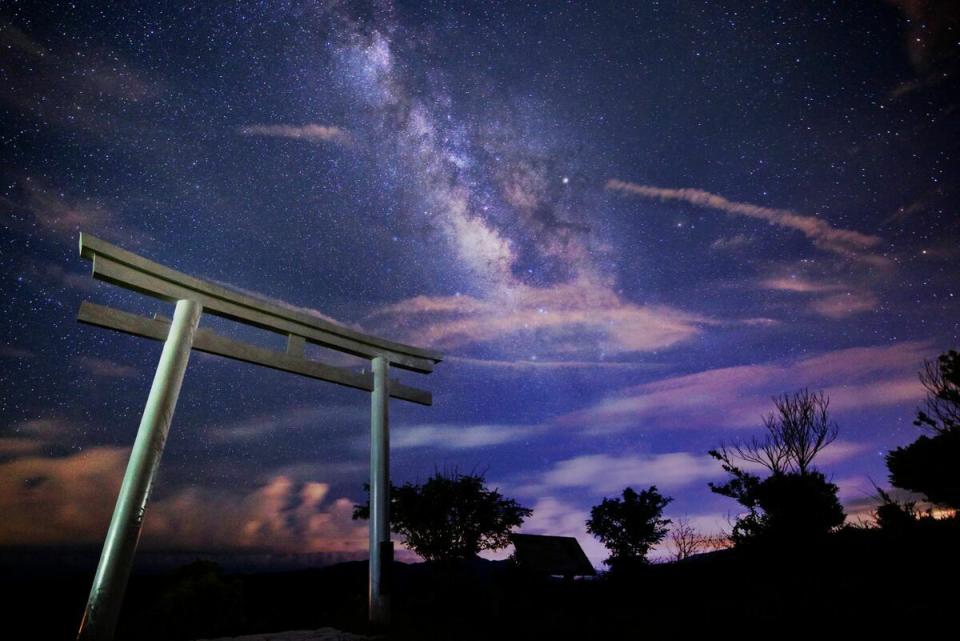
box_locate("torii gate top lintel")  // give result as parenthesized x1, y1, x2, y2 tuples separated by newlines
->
(74, 232, 441, 640)
(78, 232, 442, 375)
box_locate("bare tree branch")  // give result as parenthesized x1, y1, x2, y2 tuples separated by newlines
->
(720, 389, 838, 475)
(669, 517, 704, 561)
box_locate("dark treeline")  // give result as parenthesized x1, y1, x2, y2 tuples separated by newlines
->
(4, 350, 958, 640)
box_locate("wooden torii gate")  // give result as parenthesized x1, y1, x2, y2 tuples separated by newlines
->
(72, 233, 442, 640)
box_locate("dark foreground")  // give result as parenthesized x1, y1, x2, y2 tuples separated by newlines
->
(3, 521, 957, 640)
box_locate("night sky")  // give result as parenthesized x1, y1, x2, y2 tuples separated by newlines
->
(1, 1, 958, 567)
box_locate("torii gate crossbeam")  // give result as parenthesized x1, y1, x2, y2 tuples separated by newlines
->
(72, 233, 442, 640)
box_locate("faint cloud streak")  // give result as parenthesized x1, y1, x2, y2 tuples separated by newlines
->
(607, 179, 888, 266)
(392, 423, 537, 450)
(238, 123, 355, 147)
(558, 341, 932, 433)
(759, 275, 879, 318)
(519, 452, 723, 495)
(78, 357, 139, 379)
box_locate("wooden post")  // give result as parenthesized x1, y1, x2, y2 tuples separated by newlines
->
(77, 299, 202, 641)
(369, 355, 391, 626)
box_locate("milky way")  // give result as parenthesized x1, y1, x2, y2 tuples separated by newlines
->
(1, 1, 957, 565)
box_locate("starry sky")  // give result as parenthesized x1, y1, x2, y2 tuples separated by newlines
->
(1, 1, 957, 567)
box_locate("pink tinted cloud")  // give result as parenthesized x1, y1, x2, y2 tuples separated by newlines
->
(811, 291, 880, 319)
(0, 446, 367, 553)
(760, 276, 844, 293)
(759, 275, 879, 319)
(143, 476, 367, 554)
(20, 181, 113, 236)
(5, 179, 149, 248)
(77, 356, 139, 379)
(239, 123, 354, 147)
(558, 341, 932, 432)
(446, 355, 666, 371)
(0, 447, 127, 545)
(366, 274, 707, 357)
(607, 180, 887, 266)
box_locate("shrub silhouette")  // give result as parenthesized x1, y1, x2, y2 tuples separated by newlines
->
(353, 470, 532, 561)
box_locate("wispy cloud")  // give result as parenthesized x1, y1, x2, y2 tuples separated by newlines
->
(0, 20, 161, 132)
(710, 234, 753, 251)
(810, 291, 880, 319)
(759, 275, 878, 318)
(0, 417, 75, 459)
(607, 180, 888, 266)
(446, 355, 665, 371)
(814, 441, 873, 467)
(207, 277, 349, 327)
(0, 345, 34, 360)
(517, 452, 724, 495)
(2, 179, 146, 247)
(557, 342, 932, 433)
(238, 124, 354, 147)
(25, 260, 98, 292)
(365, 276, 707, 358)
(0, 437, 43, 457)
(77, 357, 139, 379)
(204, 405, 366, 444)
(392, 423, 537, 450)
(6, 417, 72, 441)
(17, 180, 113, 236)
(760, 276, 844, 293)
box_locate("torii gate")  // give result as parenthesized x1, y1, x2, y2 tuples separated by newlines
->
(72, 233, 442, 640)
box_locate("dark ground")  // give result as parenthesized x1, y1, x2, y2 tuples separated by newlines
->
(3, 521, 957, 640)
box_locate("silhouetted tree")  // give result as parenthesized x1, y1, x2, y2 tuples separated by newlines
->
(886, 431, 960, 510)
(709, 389, 845, 545)
(914, 349, 960, 434)
(353, 470, 532, 562)
(886, 350, 960, 510)
(586, 486, 672, 569)
(669, 516, 705, 561)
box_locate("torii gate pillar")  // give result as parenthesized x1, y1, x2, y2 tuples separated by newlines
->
(369, 355, 391, 626)
(77, 299, 202, 641)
